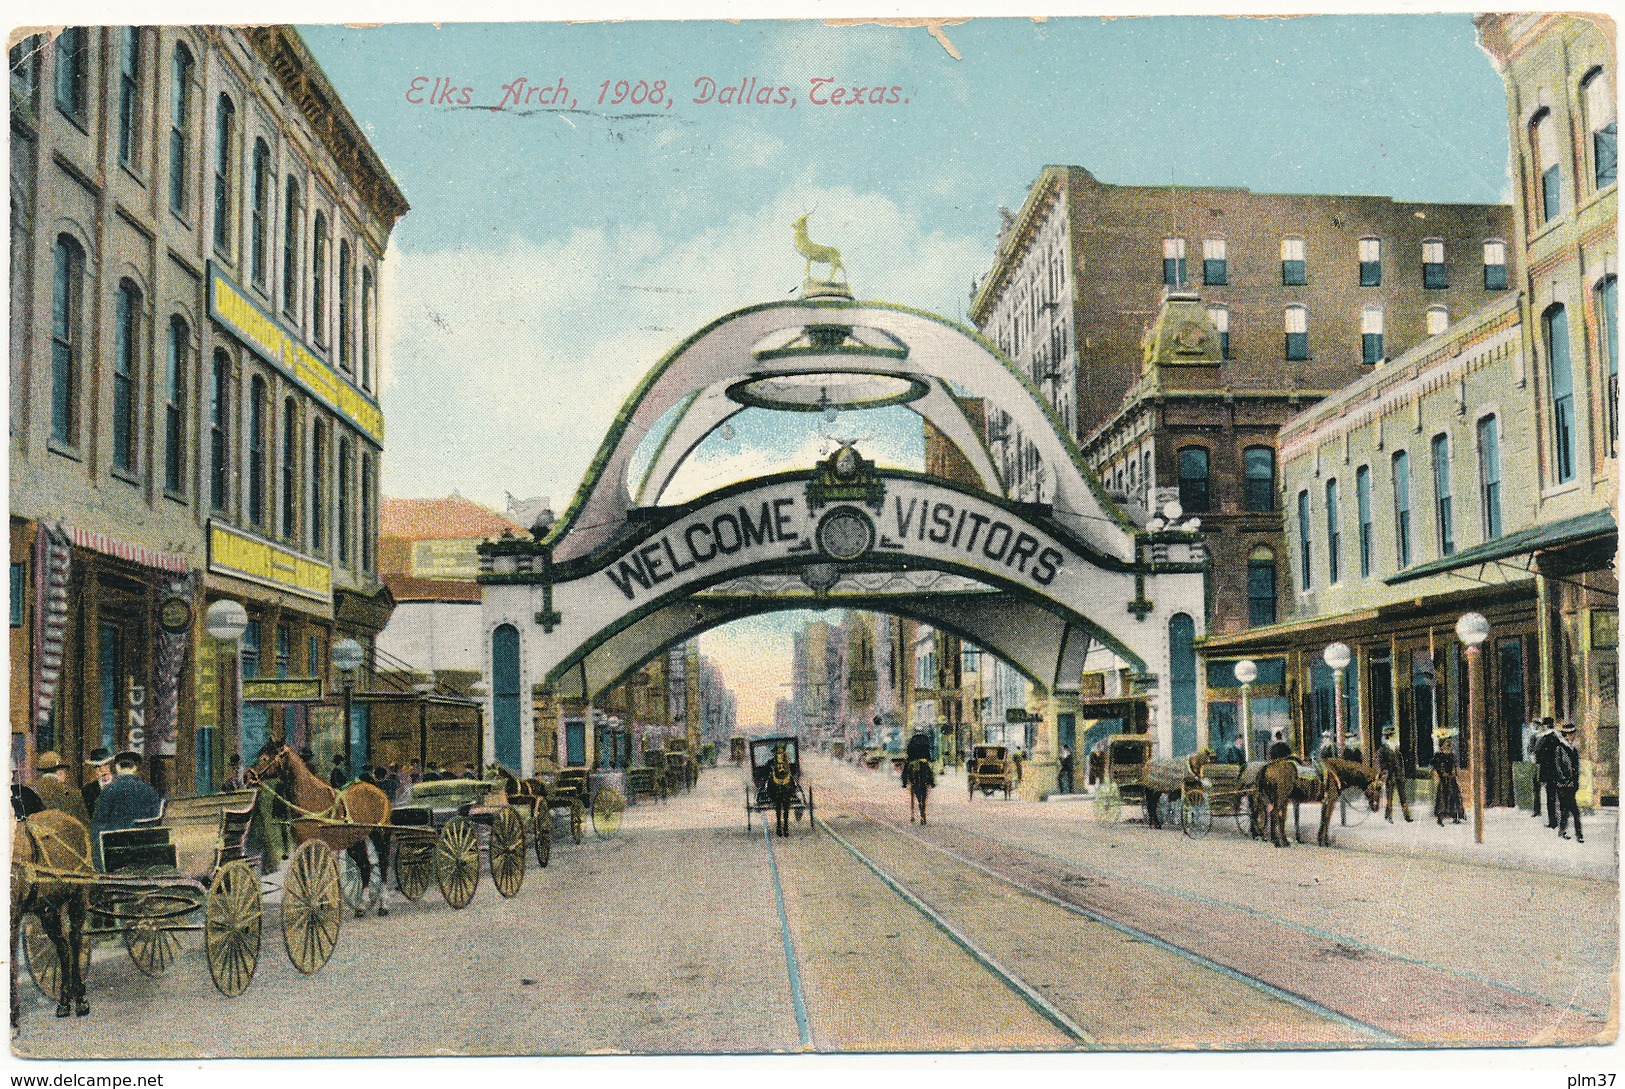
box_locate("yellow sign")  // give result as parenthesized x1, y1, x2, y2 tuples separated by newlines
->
(243, 677, 324, 702)
(209, 265, 385, 443)
(411, 539, 481, 580)
(209, 522, 333, 602)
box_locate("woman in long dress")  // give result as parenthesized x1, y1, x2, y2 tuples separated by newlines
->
(1430, 731, 1466, 825)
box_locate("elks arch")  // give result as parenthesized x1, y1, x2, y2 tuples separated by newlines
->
(477, 296, 1206, 778)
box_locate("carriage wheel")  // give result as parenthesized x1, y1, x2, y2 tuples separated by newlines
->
(532, 811, 552, 868)
(338, 848, 366, 914)
(22, 914, 91, 1001)
(281, 840, 342, 975)
(1158, 792, 1181, 829)
(489, 808, 527, 898)
(394, 835, 433, 901)
(745, 784, 753, 831)
(125, 894, 184, 976)
(806, 787, 814, 830)
(204, 860, 262, 997)
(1182, 788, 1213, 839)
(568, 800, 585, 845)
(592, 788, 625, 840)
(1095, 784, 1122, 823)
(1338, 786, 1375, 825)
(434, 816, 481, 909)
(1234, 793, 1254, 835)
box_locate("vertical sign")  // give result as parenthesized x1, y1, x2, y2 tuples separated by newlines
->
(127, 682, 147, 754)
(195, 643, 220, 795)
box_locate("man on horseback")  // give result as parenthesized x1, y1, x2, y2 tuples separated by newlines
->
(903, 728, 935, 824)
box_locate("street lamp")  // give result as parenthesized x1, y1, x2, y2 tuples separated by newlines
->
(333, 638, 364, 777)
(1322, 642, 1352, 755)
(1455, 612, 1491, 845)
(204, 600, 248, 792)
(1233, 659, 1258, 763)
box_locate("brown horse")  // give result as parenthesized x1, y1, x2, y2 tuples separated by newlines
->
(1254, 759, 1301, 847)
(903, 758, 935, 825)
(245, 744, 392, 916)
(1315, 757, 1385, 847)
(11, 810, 94, 1022)
(766, 746, 798, 837)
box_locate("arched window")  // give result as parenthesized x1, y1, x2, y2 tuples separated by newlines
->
(1422, 238, 1447, 290)
(360, 452, 375, 573)
(1202, 238, 1227, 286)
(113, 280, 142, 474)
(338, 239, 352, 372)
(1280, 238, 1306, 286)
(281, 398, 299, 541)
(1162, 238, 1186, 286)
(213, 94, 236, 253)
(1358, 237, 1381, 286)
(1532, 108, 1563, 223)
(1545, 303, 1576, 483)
(1355, 465, 1373, 577)
(117, 28, 142, 170)
(1247, 547, 1277, 626)
(51, 235, 85, 448)
(1169, 614, 1198, 756)
(1284, 304, 1308, 361)
(1244, 446, 1274, 512)
(165, 316, 188, 495)
(1582, 67, 1617, 190)
(282, 178, 301, 319)
(1431, 433, 1454, 556)
(1177, 446, 1210, 513)
(1477, 415, 1502, 540)
(310, 419, 328, 552)
(1324, 478, 1341, 584)
(168, 43, 193, 216)
(361, 265, 374, 390)
(492, 624, 522, 769)
(250, 138, 270, 287)
(248, 376, 267, 526)
(337, 438, 352, 565)
(311, 212, 328, 347)
(210, 350, 231, 511)
(1296, 490, 1312, 590)
(1392, 450, 1412, 568)
(1598, 275, 1618, 453)
(54, 27, 86, 124)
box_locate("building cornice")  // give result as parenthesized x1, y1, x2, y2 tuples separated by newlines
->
(969, 166, 1066, 326)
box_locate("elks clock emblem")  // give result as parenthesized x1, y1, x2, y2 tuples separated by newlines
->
(816, 506, 875, 561)
(1173, 322, 1208, 353)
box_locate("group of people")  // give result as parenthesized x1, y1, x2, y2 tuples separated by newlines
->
(25, 747, 162, 870)
(1528, 718, 1586, 842)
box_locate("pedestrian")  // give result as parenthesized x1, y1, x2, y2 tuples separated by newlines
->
(1268, 729, 1294, 762)
(381, 765, 400, 801)
(1011, 748, 1025, 786)
(91, 752, 163, 870)
(329, 754, 349, 789)
(1430, 730, 1465, 825)
(1377, 725, 1413, 822)
(1087, 743, 1105, 787)
(1534, 716, 1561, 828)
(1057, 745, 1075, 794)
(1553, 723, 1583, 842)
(220, 752, 244, 792)
(1221, 732, 1246, 767)
(31, 751, 90, 826)
(80, 747, 114, 815)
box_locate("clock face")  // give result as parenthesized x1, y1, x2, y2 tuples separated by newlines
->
(1174, 323, 1208, 353)
(816, 507, 874, 561)
(159, 596, 193, 634)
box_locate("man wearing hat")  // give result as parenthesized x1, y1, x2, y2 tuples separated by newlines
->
(1553, 723, 1584, 842)
(90, 751, 162, 870)
(81, 747, 114, 815)
(1377, 725, 1413, 822)
(33, 751, 90, 825)
(1534, 716, 1562, 829)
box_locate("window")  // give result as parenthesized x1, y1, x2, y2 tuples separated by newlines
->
(1281, 238, 1306, 286)
(210, 351, 230, 511)
(1247, 548, 1277, 626)
(1357, 237, 1381, 287)
(1361, 307, 1384, 364)
(1431, 433, 1454, 556)
(1477, 415, 1502, 540)
(165, 317, 188, 495)
(338, 438, 352, 564)
(311, 213, 328, 347)
(10, 34, 42, 112)
(1545, 304, 1576, 483)
(1296, 490, 1312, 591)
(1392, 450, 1412, 568)
(1284, 304, 1308, 360)
(1427, 306, 1450, 337)
(213, 94, 236, 253)
(112, 280, 141, 475)
(250, 139, 270, 288)
(1178, 446, 1210, 513)
(338, 240, 352, 372)
(117, 28, 142, 169)
(310, 420, 327, 552)
(1583, 68, 1617, 190)
(50, 235, 84, 448)
(1599, 275, 1618, 454)
(282, 398, 298, 541)
(1202, 238, 1227, 285)
(1355, 465, 1372, 578)
(282, 179, 301, 320)
(1162, 238, 1186, 286)
(1483, 240, 1508, 291)
(1325, 478, 1341, 584)
(361, 266, 374, 390)
(361, 453, 375, 573)
(168, 44, 193, 216)
(1243, 446, 1274, 512)
(54, 27, 86, 125)
(249, 376, 267, 527)
(1533, 109, 1563, 223)
(1422, 238, 1447, 289)
(1206, 305, 1229, 360)
(10, 563, 24, 628)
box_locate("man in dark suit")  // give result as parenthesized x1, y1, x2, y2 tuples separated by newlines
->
(1553, 723, 1584, 842)
(1377, 725, 1413, 822)
(91, 752, 162, 870)
(80, 747, 114, 816)
(1534, 717, 1562, 828)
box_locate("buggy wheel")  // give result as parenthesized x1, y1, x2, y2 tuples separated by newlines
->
(1233, 793, 1254, 835)
(1338, 786, 1374, 825)
(204, 860, 262, 997)
(338, 848, 366, 914)
(22, 914, 91, 1001)
(490, 808, 527, 898)
(1158, 793, 1181, 829)
(1182, 788, 1213, 839)
(281, 840, 341, 975)
(1095, 783, 1122, 823)
(532, 811, 552, 868)
(394, 835, 432, 901)
(592, 788, 625, 839)
(434, 816, 481, 909)
(568, 799, 585, 845)
(125, 895, 183, 976)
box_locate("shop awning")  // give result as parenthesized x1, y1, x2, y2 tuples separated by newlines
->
(1383, 509, 1617, 586)
(69, 526, 192, 573)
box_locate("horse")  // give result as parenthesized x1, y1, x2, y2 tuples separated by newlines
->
(792, 215, 846, 283)
(1315, 757, 1385, 847)
(245, 744, 392, 917)
(902, 757, 935, 825)
(11, 810, 94, 1022)
(1254, 759, 1301, 847)
(1141, 748, 1214, 829)
(764, 746, 798, 837)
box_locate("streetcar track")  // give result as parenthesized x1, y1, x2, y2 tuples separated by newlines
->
(760, 821, 813, 1050)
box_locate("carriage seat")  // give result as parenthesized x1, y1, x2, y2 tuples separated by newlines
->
(100, 826, 177, 874)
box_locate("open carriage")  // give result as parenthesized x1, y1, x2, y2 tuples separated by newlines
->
(18, 790, 266, 1009)
(743, 735, 814, 833)
(1093, 735, 1208, 832)
(966, 744, 1016, 799)
(540, 768, 626, 841)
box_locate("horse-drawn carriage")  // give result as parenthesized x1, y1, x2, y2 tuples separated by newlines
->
(1093, 734, 1208, 832)
(541, 768, 626, 840)
(966, 744, 1016, 800)
(385, 777, 533, 915)
(14, 789, 266, 1020)
(625, 765, 667, 805)
(744, 735, 814, 836)
(729, 736, 748, 765)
